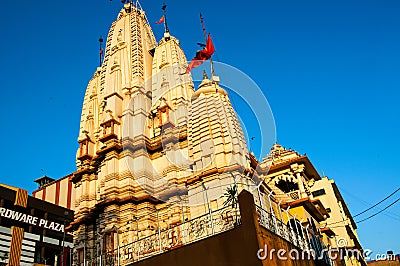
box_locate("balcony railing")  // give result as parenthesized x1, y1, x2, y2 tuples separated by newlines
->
(79, 190, 332, 266)
(89, 205, 240, 265)
(255, 204, 331, 266)
(256, 204, 309, 250)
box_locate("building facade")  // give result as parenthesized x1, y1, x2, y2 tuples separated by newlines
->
(0, 184, 73, 266)
(30, 2, 366, 266)
(33, 175, 75, 211)
(262, 144, 366, 266)
(312, 177, 365, 266)
(68, 2, 252, 264)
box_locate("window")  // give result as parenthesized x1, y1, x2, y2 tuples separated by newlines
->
(312, 189, 326, 197)
(77, 248, 84, 266)
(103, 232, 114, 252)
(275, 178, 299, 193)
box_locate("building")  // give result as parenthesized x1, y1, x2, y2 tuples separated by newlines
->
(262, 143, 366, 266)
(367, 254, 400, 266)
(30, 2, 365, 266)
(68, 2, 254, 264)
(32, 175, 75, 211)
(0, 184, 73, 266)
(312, 177, 364, 266)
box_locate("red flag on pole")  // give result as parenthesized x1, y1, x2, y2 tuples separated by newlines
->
(155, 15, 165, 25)
(183, 33, 215, 74)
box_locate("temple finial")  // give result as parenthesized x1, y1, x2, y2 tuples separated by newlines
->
(162, 3, 169, 33)
(203, 70, 208, 80)
(99, 36, 104, 67)
(200, 13, 215, 76)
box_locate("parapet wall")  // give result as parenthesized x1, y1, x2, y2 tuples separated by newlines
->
(128, 190, 318, 266)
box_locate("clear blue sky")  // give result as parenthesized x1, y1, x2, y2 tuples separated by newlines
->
(0, 0, 399, 257)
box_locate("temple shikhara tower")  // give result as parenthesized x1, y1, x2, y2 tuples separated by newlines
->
(30, 2, 366, 266)
(70, 2, 253, 263)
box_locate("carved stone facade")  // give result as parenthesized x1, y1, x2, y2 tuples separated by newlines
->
(265, 143, 316, 202)
(264, 143, 366, 266)
(29, 3, 365, 266)
(70, 3, 252, 263)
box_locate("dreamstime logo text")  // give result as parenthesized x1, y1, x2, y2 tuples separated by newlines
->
(256, 244, 373, 261)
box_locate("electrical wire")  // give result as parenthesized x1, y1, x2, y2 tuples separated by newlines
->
(340, 187, 400, 221)
(356, 196, 400, 223)
(319, 186, 400, 228)
(353, 186, 400, 218)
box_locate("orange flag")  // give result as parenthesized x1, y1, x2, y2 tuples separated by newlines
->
(155, 15, 165, 25)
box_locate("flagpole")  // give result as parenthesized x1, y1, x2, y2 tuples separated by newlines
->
(162, 4, 169, 33)
(181, 14, 215, 75)
(99, 36, 104, 67)
(200, 13, 215, 77)
(210, 58, 215, 77)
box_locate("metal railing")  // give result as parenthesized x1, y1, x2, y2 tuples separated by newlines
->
(255, 204, 332, 266)
(77, 184, 332, 266)
(87, 205, 240, 265)
(255, 205, 309, 250)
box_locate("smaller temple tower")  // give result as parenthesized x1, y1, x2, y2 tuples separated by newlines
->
(186, 73, 251, 214)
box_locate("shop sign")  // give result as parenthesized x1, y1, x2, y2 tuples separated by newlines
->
(0, 207, 64, 232)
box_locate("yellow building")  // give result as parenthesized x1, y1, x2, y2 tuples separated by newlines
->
(312, 177, 365, 266)
(261, 143, 366, 266)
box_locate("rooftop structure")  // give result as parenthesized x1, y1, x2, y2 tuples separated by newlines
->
(0, 184, 74, 265)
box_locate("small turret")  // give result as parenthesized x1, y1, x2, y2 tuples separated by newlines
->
(34, 176, 55, 189)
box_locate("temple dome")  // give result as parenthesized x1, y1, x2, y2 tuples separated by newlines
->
(193, 76, 228, 99)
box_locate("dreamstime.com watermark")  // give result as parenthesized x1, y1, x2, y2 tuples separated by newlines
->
(256, 238, 394, 262)
(256, 244, 371, 261)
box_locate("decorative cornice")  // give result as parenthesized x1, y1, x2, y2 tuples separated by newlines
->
(72, 167, 96, 183)
(96, 143, 123, 155)
(69, 194, 162, 229)
(99, 118, 120, 127)
(99, 133, 119, 143)
(104, 92, 123, 101)
(268, 155, 321, 181)
(77, 154, 93, 161)
(186, 164, 245, 186)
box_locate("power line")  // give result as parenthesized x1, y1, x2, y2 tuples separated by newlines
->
(322, 186, 400, 227)
(324, 209, 400, 229)
(356, 196, 400, 223)
(353, 186, 400, 218)
(340, 187, 400, 220)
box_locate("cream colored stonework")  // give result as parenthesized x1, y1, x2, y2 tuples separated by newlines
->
(263, 143, 312, 202)
(72, 3, 251, 261)
(27, 3, 364, 264)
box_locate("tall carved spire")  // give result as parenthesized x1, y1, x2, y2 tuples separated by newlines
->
(77, 3, 157, 163)
(151, 32, 194, 127)
(72, 3, 252, 263)
(102, 3, 156, 96)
